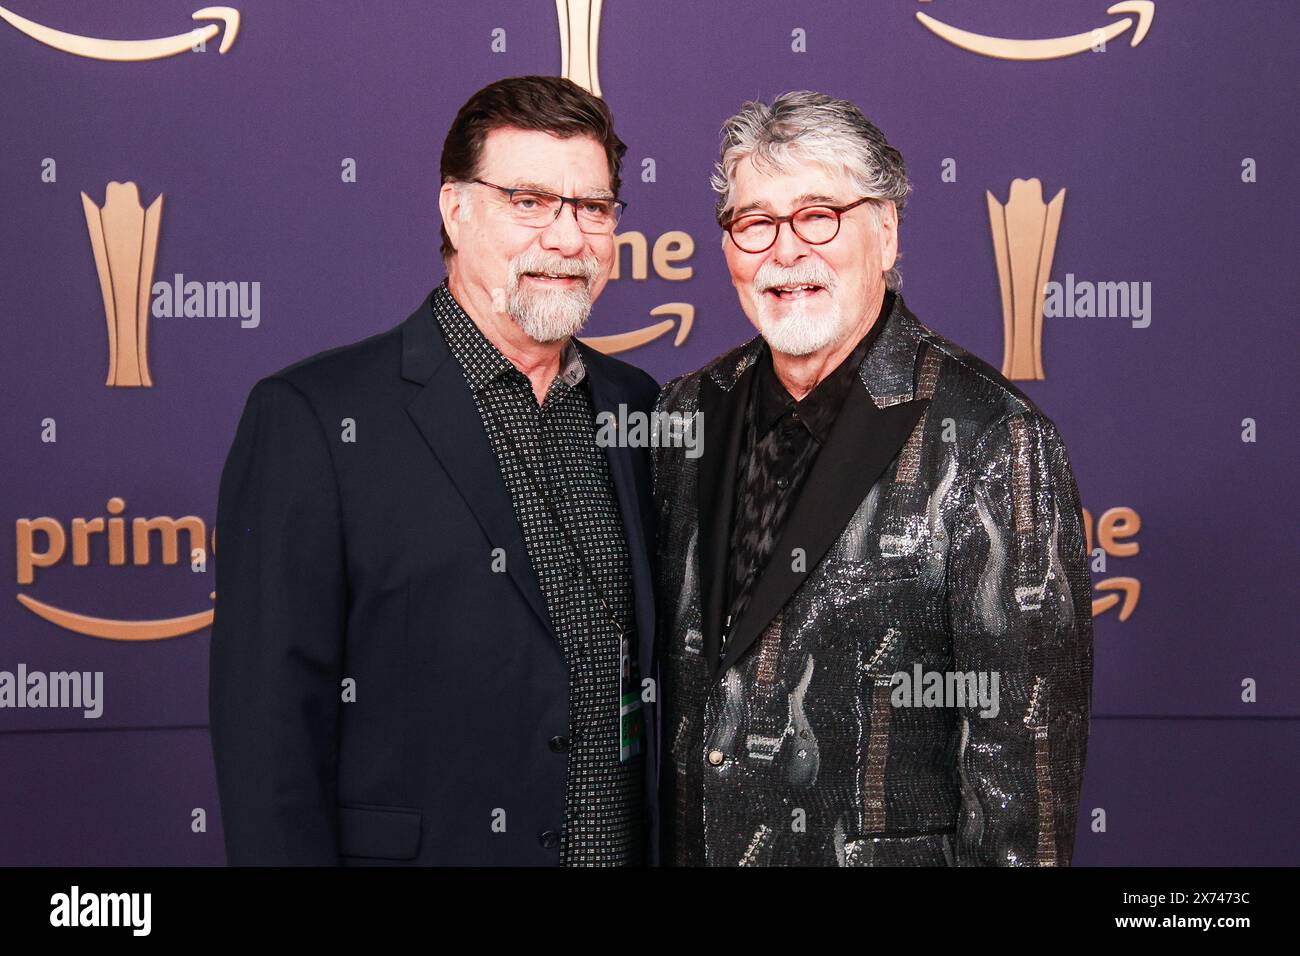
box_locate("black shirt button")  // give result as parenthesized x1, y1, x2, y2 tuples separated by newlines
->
(776, 477, 788, 490)
(539, 829, 561, 849)
(548, 735, 570, 753)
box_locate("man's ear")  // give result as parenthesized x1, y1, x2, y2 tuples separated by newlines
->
(439, 181, 465, 251)
(877, 201, 899, 274)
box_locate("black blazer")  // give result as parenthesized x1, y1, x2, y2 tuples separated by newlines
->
(209, 288, 661, 865)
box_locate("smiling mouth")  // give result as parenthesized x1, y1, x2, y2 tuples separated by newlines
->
(524, 272, 584, 283)
(765, 284, 825, 300)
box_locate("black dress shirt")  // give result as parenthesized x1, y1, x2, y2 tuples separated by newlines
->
(432, 281, 643, 866)
(723, 291, 895, 652)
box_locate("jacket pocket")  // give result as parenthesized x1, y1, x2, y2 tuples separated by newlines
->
(842, 827, 955, 867)
(842, 554, 924, 583)
(337, 803, 422, 861)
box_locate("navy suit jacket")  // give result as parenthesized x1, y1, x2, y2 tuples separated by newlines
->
(209, 288, 661, 865)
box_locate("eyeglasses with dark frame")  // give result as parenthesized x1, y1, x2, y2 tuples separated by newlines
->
(721, 195, 875, 253)
(469, 179, 626, 234)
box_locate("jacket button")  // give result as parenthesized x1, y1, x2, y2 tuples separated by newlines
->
(707, 749, 725, 766)
(548, 735, 570, 753)
(539, 829, 560, 849)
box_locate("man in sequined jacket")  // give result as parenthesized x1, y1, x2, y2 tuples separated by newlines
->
(651, 92, 1093, 866)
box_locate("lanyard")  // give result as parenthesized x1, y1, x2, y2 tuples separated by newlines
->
(481, 397, 630, 650)
(482, 394, 647, 764)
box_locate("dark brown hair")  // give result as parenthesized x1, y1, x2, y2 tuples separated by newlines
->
(439, 75, 627, 259)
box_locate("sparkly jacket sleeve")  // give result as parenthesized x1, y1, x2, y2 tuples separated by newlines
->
(945, 410, 1094, 866)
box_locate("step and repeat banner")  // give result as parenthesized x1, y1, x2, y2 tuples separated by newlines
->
(1, 1, 1295, 865)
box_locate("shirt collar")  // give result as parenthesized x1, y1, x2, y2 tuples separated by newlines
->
(752, 289, 894, 443)
(431, 279, 587, 393)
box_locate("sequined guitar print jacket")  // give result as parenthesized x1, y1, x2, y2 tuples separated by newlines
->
(651, 291, 1094, 866)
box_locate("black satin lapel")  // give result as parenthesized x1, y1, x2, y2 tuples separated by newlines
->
(697, 368, 753, 677)
(717, 386, 929, 674)
(405, 362, 554, 639)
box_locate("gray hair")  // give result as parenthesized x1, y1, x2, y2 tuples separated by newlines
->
(711, 91, 912, 290)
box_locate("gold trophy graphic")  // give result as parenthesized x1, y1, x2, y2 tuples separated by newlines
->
(986, 178, 1065, 381)
(556, 0, 604, 96)
(81, 182, 163, 387)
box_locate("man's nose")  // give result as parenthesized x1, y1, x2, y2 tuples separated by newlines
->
(539, 202, 586, 256)
(769, 219, 809, 266)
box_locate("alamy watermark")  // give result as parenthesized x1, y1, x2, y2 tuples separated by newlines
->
(890, 665, 1000, 718)
(50, 886, 150, 935)
(151, 274, 260, 328)
(595, 404, 702, 459)
(0, 664, 102, 718)
(1043, 273, 1151, 328)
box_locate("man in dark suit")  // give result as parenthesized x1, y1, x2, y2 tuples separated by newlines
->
(653, 92, 1093, 866)
(210, 76, 659, 866)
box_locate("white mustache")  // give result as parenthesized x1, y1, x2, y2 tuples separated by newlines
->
(510, 250, 598, 285)
(753, 260, 837, 295)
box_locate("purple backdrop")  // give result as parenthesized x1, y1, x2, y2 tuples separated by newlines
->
(1, 0, 1296, 865)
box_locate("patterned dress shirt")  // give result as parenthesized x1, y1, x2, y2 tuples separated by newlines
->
(432, 281, 643, 865)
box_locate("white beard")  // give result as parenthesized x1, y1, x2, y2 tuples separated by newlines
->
(754, 293, 847, 356)
(504, 250, 597, 343)
(750, 258, 847, 356)
(507, 281, 592, 343)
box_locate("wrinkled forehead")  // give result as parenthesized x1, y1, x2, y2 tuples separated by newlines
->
(729, 152, 856, 215)
(477, 127, 613, 196)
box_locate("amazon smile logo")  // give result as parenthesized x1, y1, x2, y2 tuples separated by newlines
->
(580, 298, 694, 355)
(16, 497, 215, 641)
(0, 4, 239, 61)
(916, 1, 1155, 61)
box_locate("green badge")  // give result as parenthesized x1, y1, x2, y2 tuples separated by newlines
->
(619, 628, 643, 762)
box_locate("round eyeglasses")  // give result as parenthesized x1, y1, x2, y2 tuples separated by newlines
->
(721, 196, 874, 253)
(471, 179, 625, 234)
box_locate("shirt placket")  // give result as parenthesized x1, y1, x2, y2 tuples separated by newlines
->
(532, 383, 593, 864)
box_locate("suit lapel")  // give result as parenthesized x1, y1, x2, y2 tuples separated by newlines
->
(715, 384, 928, 675)
(711, 293, 933, 678)
(576, 340, 656, 678)
(400, 293, 553, 640)
(697, 353, 758, 672)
